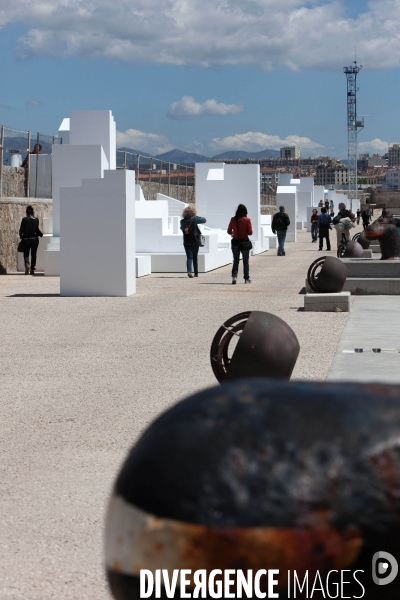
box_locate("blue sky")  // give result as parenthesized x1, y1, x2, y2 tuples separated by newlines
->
(0, 0, 399, 158)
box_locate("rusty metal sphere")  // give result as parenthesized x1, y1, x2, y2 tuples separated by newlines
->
(307, 255, 347, 293)
(342, 240, 364, 258)
(352, 231, 370, 249)
(105, 379, 400, 599)
(210, 311, 299, 383)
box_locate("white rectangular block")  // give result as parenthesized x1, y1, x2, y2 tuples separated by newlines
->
(52, 144, 108, 237)
(136, 255, 151, 277)
(60, 170, 136, 296)
(69, 110, 116, 170)
(304, 292, 351, 312)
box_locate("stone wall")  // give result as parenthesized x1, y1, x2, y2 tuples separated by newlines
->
(0, 199, 52, 273)
(139, 182, 195, 203)
(1, 166, 25, 198)
(261, 205, 277, 216)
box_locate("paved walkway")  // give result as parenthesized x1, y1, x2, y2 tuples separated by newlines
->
(0, 228, 359, 600)
(327, 295, 400, 383)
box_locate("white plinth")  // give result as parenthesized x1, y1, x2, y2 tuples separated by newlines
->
(136, 256, 151, 277)
(44, 236, 60, 276)
(60, 170, 136, 296)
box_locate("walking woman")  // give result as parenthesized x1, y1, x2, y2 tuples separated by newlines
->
(180, 205, 206, 278)
(310, 209, 318, 243)
(19, 205, 43, 275)
(227, 204, 253, 284)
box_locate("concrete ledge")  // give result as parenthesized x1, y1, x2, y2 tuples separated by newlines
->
(361, 249, 373, 259)
(304, 291, 351, 312)
(344, 278, 400, 295)
(340, 258, 400, 278)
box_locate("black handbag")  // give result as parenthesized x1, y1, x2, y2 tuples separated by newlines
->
(239, 240, 253, 251)
(17, 240, 26, 253)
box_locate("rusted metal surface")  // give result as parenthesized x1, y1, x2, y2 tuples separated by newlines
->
(106, 379, 400, 599)
(364, 212, 400, 260)
(209, 311, 299, 383)
(342, 240, 364, 258)
(307, 255, 347, 292)
(352, 231, 370, 249)
(106, 497, 361, 586)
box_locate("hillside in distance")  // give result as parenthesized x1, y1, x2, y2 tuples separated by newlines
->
(212, 149, 280, 160)
(155, 149, 210, 163)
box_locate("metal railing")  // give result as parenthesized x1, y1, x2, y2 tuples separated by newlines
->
(116, 150, 195, 203)
(0, 125, 62, 199)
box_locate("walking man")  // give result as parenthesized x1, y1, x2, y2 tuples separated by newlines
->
(317, 207, 332, 251)
(272, 205, 290, 256)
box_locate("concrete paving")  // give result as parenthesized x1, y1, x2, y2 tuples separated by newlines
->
(0, 227, 358, 600)
(327, 296, 400, 382)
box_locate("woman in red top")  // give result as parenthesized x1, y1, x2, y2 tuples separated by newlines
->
(227, 204, 253, 284)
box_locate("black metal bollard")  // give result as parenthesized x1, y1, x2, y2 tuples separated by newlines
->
(209, 311, 300, 383)
(307, 255, 347, 292)
(105, 379, 400, 599)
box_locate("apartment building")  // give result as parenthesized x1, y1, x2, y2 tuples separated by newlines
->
(280, 146, 300, 160)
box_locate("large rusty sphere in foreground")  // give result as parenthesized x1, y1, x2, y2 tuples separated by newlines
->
(210, 311, 300, 383)
(307, 255, 347, 293)
(106, 379, 400, 599)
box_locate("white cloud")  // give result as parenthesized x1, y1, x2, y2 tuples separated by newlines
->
(168, 96, 243, 119)
(116, 128, 172, 154)
(26, 98, 44, 106)
(209, 131, 324, 152)
(2, 0, 400, 70)
(358, 138, 389, 154)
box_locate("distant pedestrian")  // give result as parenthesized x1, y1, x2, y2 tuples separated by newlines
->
(362, 209, 371, 230)
(272, 205, 290, 256)
(180, 205, 206, 278)
(227, 204, 253, 284)
(19, 205, 43, 275)
(329, 208, 335, 219)
(332, 202, 351, 248)
(318, 200, 324, 207)
(310, 209, 318, 243)
(317, 207, 332, 251)
(356, 208, 361, 225)
(329, 200, 334, 210)
(324, 200, 330, 213)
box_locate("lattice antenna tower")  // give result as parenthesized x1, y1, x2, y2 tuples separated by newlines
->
(343, 61, 364, 210)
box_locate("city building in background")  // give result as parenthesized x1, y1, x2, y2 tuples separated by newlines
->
(388, 144, 400, 167)
(280, 146, 300, 159)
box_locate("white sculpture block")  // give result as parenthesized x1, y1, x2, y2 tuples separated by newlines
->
(60, 170, 136, 296)
(69, 110, 116, 170)
(195, 163, 260, 244)
(52, 144, 108, 237)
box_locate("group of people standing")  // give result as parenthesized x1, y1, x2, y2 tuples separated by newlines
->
(310, 202, 356, 250)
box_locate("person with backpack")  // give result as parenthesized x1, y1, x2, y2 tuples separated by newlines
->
(317, 207, 332, 251)
(19, 204, 43, 275)
(227, 204, 253, 284)
(180, 205, 206, 278)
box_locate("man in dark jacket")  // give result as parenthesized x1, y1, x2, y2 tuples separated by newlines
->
(317, 207, 332, 251)
(272, 205, 290, 256)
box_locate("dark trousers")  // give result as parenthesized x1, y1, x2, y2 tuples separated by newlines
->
(311, 224, 318, 241)
(184, 243, 199, 274)
(23, 238, 39, 269)
(232, 245, 250, 279)
(277, 230, 286, 255)
(319, 230, 331, 251)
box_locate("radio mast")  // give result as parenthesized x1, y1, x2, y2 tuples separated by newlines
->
(343, 61, 364, 210)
